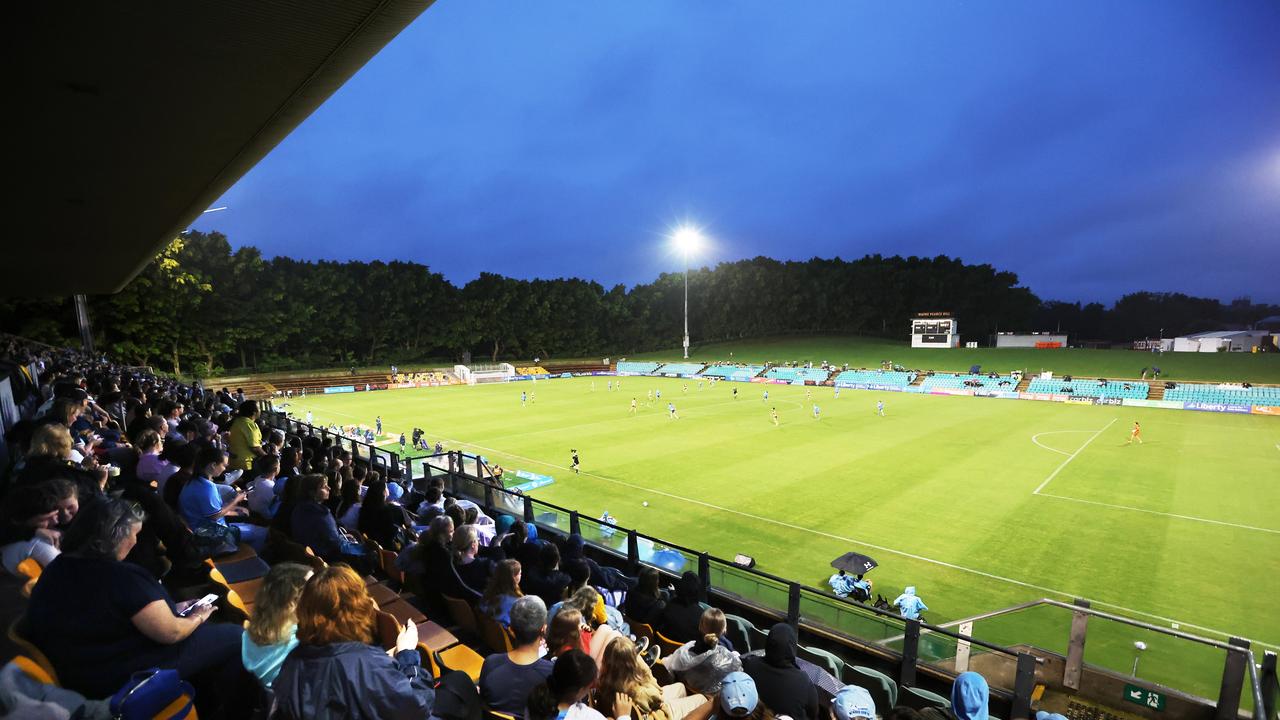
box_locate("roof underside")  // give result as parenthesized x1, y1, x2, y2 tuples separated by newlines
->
(10, 0, 433, 296)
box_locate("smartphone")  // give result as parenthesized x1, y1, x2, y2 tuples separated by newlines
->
(179, 593, 219, 617)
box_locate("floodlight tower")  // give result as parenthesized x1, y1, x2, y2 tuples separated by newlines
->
(673, 227, 703, 359)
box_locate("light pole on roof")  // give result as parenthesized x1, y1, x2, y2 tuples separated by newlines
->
(672, 226, 703, 360)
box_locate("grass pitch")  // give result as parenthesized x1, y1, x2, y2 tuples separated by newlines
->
(288, 369, 1279, 700)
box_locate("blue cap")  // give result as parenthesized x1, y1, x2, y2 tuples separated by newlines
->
(1035, 712, 1068, 720)
(386, 482, 404, 501)
(951, 671, 990, 720)
(719, 672, 758, 716)
(833, 685, 876, 720)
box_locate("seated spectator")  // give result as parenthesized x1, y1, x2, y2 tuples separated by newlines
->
(454, 523, 499, 593)
(833, 685, 878, 720)
(479, 595, 554, 714)
(241, 562, 312, 688)
(336, 477, 363, 533)
(564, 532, 635, 592)
(951, 671, 990, 720)
(0, 483, 62, 576)
(663, 607, 742, 695)
(524, 541, 572, 608)
(409, 514, 471, 602)
(527, 649, 631, 720)
(178, 445, 266, 553)
(415, 484, 445, 518)
(740, 623, 819, 720)
(23, 497, 249, 716)
(546, 607, 591, 660)
(358, 477, 412, 551)
(270, 465, 307, 538)
(159, 441, 198, 508)
(246, 453, 282, 518)
(50, 478, 80, 531)
(657, 571, 705, 641)
(622, 566, 667, 627)
(134, 429, 170, 488)
(894, 586, 929, 620)
(480, 558, 524, 627)
(16, 423, 107, 499)
(596, 636, 709, 720)
(289, 473, 369, 571)
(273, 565, 437, 719)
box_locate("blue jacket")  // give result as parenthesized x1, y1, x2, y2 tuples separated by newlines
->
(273, 641, 434, 720)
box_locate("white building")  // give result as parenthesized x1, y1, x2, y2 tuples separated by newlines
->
(1171, 330, 1269, 353)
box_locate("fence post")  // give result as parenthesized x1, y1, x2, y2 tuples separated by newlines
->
(899, 619, 920, 688)
(1216, 637, 1250, 720)
(697, 553, 710, 602)
(484, 484, 495, 511)
(1260, 651, 1276, 720)
(787, 583, 801, 628)
(1013, 652, 1037, 720)
(569, 511, 581, 536)
(1064, 598, 1089, 690)
(627, 530, 639, 573)
(522, 495, 534, 524)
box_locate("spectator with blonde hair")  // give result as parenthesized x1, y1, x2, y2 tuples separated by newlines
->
(241, 562, 312, 688)
(596, 636, 710, 720)
(273, 564, 434, 719)
(663, 607, 742, 695)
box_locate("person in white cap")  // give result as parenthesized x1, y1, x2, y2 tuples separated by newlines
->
(833, 685, 877, 720)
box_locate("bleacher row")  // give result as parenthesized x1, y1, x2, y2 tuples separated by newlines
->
(1164, 383, 1280, 407)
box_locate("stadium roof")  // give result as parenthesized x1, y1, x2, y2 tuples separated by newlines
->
(9, 1, 434, 297)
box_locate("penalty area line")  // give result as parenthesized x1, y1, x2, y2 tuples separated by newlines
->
(1032, 418, 1116, 495)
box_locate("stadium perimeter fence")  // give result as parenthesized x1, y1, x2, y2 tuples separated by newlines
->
(264, 408, 1273, 720)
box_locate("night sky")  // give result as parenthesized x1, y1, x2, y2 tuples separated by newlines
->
(191, 1, 1280, 304)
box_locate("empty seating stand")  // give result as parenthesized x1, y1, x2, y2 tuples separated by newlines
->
(831, 370, 916, 387)
(655, 362, 707, 376)
(921, 373, 1017, 392)
(1025, 378, 1149, 400)
(763, 367, 832, 382)
(700, 365, 765, 380)
(1164, 382, 1280, 407)
(616, 361, 661, 375)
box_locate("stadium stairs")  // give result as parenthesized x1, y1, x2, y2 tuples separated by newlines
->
(1014, 376, 1032, 393)
(1148, 384, 1165, 400)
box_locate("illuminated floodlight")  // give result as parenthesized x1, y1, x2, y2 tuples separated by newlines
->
(672, 226, 703, 256)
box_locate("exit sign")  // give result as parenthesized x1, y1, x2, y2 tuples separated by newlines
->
(1123, 684, 1166, 711)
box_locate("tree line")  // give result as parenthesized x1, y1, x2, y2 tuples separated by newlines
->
(1, 231, 1275, 375)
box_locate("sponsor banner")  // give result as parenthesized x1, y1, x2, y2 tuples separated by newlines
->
(1093, 397, 1124, 406)
(1252, 405, 1280, 416)
(507, 469, 556, 493)
(1184, 401, 1252, 414)
(930, 388, 974, 397)
(901, 386, 927, 394)
(663, 373, 680, 378)
(591, 371, 617, 376)
(560, 373, 573, 379)
(616, 371, 644, 377)
(323, 385, 355, 394)
(506, 375, 532, 382)
(790, 379, 807, 387)
(992, 391, 1020, 399)
(1064, 396, 1094, 405)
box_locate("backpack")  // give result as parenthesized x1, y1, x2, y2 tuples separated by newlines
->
(109, 668, 196, 720)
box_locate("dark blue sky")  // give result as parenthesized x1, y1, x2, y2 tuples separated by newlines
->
(193, 1, 1280, 304)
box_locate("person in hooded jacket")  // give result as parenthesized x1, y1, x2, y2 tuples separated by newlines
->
(950, 671, 990, 720)
(740, 622, 819, 720)
(656, 572, 705, 642)
(894, 586, 929, 620)
(273, 565, 434, 720)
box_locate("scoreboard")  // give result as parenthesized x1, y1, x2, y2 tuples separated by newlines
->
(911, 313, 959, 348)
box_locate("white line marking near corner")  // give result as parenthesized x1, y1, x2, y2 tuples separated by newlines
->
(1032, 419, 1116, 495)
(292, 404, 1278, 650)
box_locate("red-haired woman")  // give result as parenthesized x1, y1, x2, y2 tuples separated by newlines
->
(273, 565, 437, 719)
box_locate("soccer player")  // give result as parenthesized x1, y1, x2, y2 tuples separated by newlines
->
(305, 410, 313, 425)
(1126, 421, 1143, 445)
(607, 380, 613, 391)
(698, 379, 704, 390)
(834, 387, 840, 399)
(591, 380, 596, 392)
(683, 384, 688, 394)
(805, 388, 812, 401)
(630, 397, 638, 414)
(762, 389, 769, 402)
(655, 388, 661, 400)
(876, 400, 885, 416)
(647, 389, 653, 403)
(812, 404, 821, 420)
(771, 407, 779, 426)
(530, 391, 536, 403)
(570, 449, 580, 473)
(399, 433, 406, 452)
(521, 391, 527, 407)
(732, 387, 738, 399)
(375, 416, 382, 434)
(668, 402, 679, 419)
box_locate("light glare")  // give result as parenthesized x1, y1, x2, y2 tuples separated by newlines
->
(673, 226, 703, 255)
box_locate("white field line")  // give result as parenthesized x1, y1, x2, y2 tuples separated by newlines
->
(297, 403, 1279, 650)
(1032, 419, 1116, 495)
(1036, 493, 1280, 535)
(1030, 430, 1093, 457)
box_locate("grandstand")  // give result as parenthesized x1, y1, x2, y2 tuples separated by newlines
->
(762, 366, 833, 382)
(654, 361, 708, 376)
(832, 369, 917, 387)
(1164, 382, 1280, 407)
(700, 364, 767, 380)
(1025, 377, 1150, 400)
(920, 372, 1018, 392)
(615, 360, 661, 374)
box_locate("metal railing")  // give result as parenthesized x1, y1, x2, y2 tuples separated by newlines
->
(265, 410, 1272, 720)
